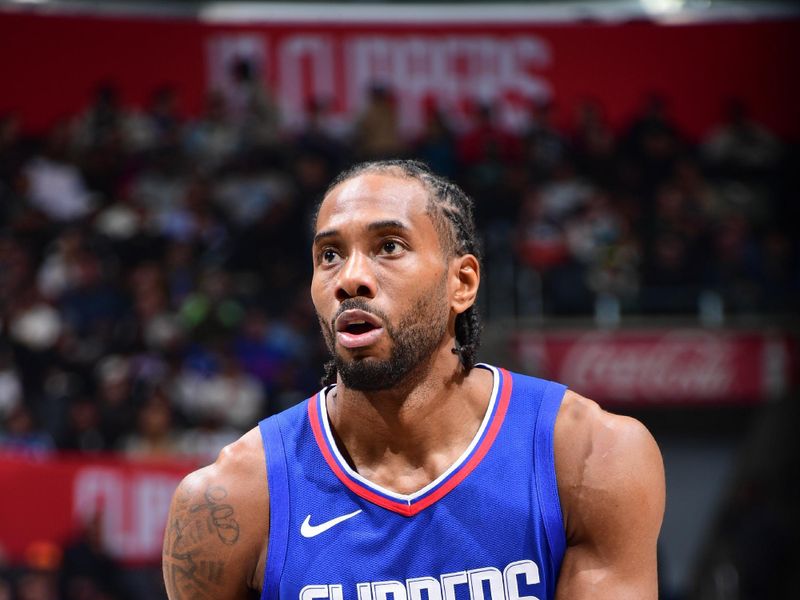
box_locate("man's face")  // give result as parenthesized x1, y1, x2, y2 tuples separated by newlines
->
(311, 172, 452, 390)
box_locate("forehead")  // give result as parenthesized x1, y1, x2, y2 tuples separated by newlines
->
(315, 172, 433, 234)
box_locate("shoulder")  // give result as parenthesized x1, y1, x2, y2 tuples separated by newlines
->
(163, 427, 268, 598)
(553, 390, 665, 544)
(178, 426, 267, 515)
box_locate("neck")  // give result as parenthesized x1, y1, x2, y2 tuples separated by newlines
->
(325, 346, 493, 494)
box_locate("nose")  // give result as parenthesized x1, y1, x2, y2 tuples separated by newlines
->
(335, 251, 377, 301)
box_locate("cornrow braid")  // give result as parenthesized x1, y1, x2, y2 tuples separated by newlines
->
(317, 160, 482, 387)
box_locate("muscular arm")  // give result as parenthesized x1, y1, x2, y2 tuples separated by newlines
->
(554, 392, 665, 599)
(163, 428, 269, 600)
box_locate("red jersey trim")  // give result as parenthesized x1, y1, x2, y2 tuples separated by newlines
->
(307, 368, 513, 517)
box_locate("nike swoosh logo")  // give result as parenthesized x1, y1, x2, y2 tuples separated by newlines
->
(300, 509, 363, 538)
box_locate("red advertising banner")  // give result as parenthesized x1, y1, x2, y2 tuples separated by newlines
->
(514, 329, 797, 406)
(0, 453, 197, 565)
(0, 9, 798, 138)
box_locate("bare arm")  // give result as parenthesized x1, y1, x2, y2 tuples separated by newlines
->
(554, 392, 665, 599)
(163, 428, 268, 600)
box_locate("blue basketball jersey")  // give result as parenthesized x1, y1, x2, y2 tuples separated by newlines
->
(258, 364, 567, 600)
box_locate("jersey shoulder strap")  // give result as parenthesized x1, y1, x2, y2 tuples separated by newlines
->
(258, 403, 300, 599)
(507, 370, 568, 574)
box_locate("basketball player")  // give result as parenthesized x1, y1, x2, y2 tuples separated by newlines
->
(163, 160, 665, 599)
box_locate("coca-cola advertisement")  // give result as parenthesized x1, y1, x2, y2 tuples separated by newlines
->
(514, 329, 797, 405)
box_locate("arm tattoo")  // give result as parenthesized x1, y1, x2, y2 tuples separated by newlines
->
(163, 484, 243, 599)
(190, 485, 241, 545)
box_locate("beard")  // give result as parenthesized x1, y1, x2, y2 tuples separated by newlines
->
(318, 276, 450, 391)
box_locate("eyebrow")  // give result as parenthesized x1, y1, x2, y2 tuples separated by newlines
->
(313, 219, 410, 245)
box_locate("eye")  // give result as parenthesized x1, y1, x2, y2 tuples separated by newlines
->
(321, 248, 340, 264)
(380, 239, 406, 256)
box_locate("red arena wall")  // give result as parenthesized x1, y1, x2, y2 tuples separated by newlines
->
(1, 11, 798, 139)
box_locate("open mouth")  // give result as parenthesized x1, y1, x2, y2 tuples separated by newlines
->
(344, 321, 377, 335)
(335, 310, 384, 349)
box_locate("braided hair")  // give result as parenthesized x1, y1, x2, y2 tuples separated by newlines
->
(316, 159, 483, 384)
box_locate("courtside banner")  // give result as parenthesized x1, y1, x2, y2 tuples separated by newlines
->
(514, 330, 798, 405)
(0, 10, 798, 137)
(0, 452, 196, 565)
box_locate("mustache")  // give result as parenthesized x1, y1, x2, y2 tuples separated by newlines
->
(331, 298, 390, 331)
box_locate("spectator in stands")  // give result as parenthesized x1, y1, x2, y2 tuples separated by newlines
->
(72, 83, 126, 152)
(0, 404, 55, 455)
(60, 511, 131, 600)
(353, 83, 406, 160)
(22, 122, 94, 222)
(707, 215, 761, 312)
(621, 93, 683, 193)
(229, 57, 281, 155)
(171, 365, 241, 461)
(154, 176, 230, 255)
(290, 98, 350, 215)
(523, 100, 566, 180)
(178, 267, 244, 343)
(7, 288, 63, 397)
(641, 231, 698, 313)
(671, 157, 722, 220)
(233, 307, 285, 390)
(126, 261, 182, 355)
(415, 103, 457, 179)
(458, 101, 523, 224)
(0, 114, 26, 219)
(703, 98, 781, 179)
(571, 99, 616, 186)
(757, 230, 799, 313)
(131, 85, 182, 152)
(129, 143, 188, 220)
(0, 575, 10, 600)
(226, 193, 308, 313)
(186, 352, 263, 430)
(515, 187, 570, 274)
(537, 158, 592, 221)
(59, 396, 105, 452)
(184, 91, 239, 170)
(0, 347, 22, 422)
(515, 185, 595, 314)
(0, 236, 34, 316)
(121, 387, 179, 458)
(17, 571, 58, 600)
(93, 186, 148, 258)
(566, 190, 639, 305)
(216, 158, 293, 229)
(57, 250, 126, 357)
(95, 355, 137, 450)
(37, 227, 85, 301)
(295, 96, 349, 164)
(459, 100, 523, 169)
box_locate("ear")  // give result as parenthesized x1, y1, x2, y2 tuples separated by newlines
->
(450, 254, 480, 315)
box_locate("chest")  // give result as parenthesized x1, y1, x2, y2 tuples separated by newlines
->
(279, 452, 550, 598)
(260, 369, 566, 600)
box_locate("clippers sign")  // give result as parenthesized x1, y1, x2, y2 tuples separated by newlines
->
(0, 11, 798, 138)
(209, 33, 551, 132)
(0, 453, 196, 565)
(515, 330, 797, 405)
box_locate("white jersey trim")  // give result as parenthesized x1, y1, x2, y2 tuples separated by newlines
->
(318, 363, 500, 504)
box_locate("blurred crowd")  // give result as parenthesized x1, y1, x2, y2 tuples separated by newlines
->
(1, 74, 798, 471)
(0, 514, 148, 600)
(0, 64, 797, 599)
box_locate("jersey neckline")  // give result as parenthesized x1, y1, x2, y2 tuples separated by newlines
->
(306, 364, 513, 517)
